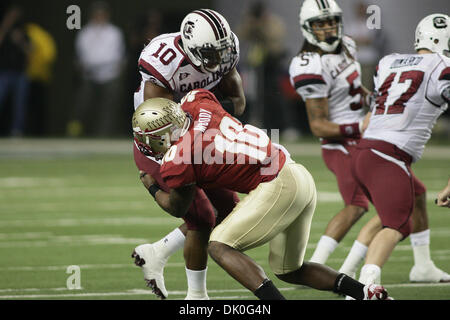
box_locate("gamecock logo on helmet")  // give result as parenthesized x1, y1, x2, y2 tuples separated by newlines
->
(183, 21, 195, 40)
(433, 16, 447, 29)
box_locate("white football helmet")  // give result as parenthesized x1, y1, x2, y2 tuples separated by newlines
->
(299, 0, 343, 52)
(132, 98, 188, 160)
(415, 13, 450, 57)
(180, 9, 237, 73)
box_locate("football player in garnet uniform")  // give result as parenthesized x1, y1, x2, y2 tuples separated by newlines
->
(131, 9, 245, 300)
(290, 0, 448, 284)
(133, 88, 392, 300)
(346, 13, 450, 288)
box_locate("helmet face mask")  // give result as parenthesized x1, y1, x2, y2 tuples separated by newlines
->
(299, 0, 343, 52)
(132, 98, 187, 160)
(307, 16, 341, 46)
(415, 14, 450, 57)
(181, 9, 236, 73)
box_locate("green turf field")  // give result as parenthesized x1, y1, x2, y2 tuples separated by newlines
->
(0, 138, 449, 300)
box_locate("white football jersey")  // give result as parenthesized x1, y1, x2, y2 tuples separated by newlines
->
(134, 32, 240, 109)
(289, 36, 366, 125)
(364, 53, 449, 162)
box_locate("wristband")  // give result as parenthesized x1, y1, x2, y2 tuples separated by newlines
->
(148, 184, 161, 198)
(339, 122, 361, 138)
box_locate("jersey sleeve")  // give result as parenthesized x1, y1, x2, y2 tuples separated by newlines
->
(137, 38, 177, 91)
(160, 143, 196, 189)
(342, 35, 358, 61)
(427, 56, 450, 105)
(289, 52, 330, 100)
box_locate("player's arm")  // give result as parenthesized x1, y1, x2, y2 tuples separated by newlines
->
(143, 81, 174, 101)
(154, 185, 196, 218)
(216, 67, 246, 116)
(139, 171, 195, 218)
(361, 111, 371, 133)
(305, 98, 362, 139)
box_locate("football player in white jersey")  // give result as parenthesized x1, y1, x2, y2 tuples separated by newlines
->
(289, 0, 448, 286)
(348, 13, 450, 287)
(131, 9, 246, 300)
(289, 0, 373, 267)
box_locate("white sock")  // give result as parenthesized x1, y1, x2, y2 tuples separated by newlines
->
(309, 235, 338, 264)
(185, 267, 208, 298)
(339, 240, 368, 277)
(410, 229, 432, 267)
(359, 264, 381, 285)
(153, 228, 185, 260)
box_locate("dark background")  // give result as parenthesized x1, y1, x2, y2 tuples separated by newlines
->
(0, 0, 213, 137)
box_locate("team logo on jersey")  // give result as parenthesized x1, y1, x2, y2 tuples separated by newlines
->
(433, 16, 447, 29)
(183, 21, 195, 40)
(179, 72, 190, 81)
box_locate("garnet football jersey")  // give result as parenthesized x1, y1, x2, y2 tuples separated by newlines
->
(160, 89, 286, 194)
(289, 36, 366, 125)
(134, 32, 240, 109)
(364, 53, 450, 162)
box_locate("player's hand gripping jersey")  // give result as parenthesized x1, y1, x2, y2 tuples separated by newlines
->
(289, 36, 366, 127)
(134, 32, 239, 108)
(160, 90, 287, 194)
(364, 53, 450, 162)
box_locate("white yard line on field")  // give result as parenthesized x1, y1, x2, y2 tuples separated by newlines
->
(0, 283, 448, 299)
(1, 249, 450, 273)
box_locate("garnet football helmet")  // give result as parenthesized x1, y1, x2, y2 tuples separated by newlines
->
(180, 9, 237, 73)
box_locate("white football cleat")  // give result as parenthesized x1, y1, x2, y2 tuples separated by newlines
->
(132, 244, 168, 299)
(363, 284, 393, 300)
(185, 293, 210, 300)
(409, 261, 450, 283)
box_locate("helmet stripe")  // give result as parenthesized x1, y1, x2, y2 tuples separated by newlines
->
(193, 10, 219, 40)
(207, 9, 228, 37)
(315, 0, 322, 9)
(315, 0, 330, 10)
(198, 9, 226, 40)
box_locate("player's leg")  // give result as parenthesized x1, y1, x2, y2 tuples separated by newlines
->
(352, 144, 414, 286)
(268, 164, 391, 300)
(339, 214, 381, 278)
(409, 178, 450, 282)
(310, 147, 368, 264)
(183, 228, 210, 299)
(181, 189, 217, 300)
(208, 163, 316, 299)
(310, 205, 366, 264)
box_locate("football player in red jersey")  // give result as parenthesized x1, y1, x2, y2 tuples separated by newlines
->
(131, 9, 245, 300)
(133, 89, 392, 300)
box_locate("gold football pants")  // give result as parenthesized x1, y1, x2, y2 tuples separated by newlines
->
(210, 162, 317, 275)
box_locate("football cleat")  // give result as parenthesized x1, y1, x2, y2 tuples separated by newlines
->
(132, 244, 168, 299)
(409, 261, 450, 283)
(363, 284, 393, 300)
(185, 293, 210, 300)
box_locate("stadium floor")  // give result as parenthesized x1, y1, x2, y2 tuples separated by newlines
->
(0, 138, 449, 300)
